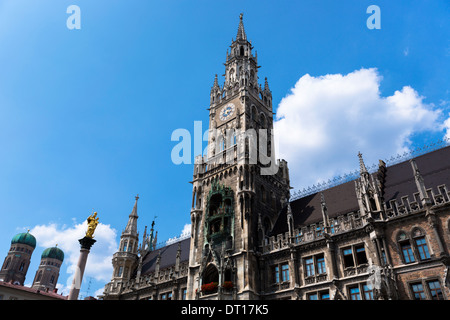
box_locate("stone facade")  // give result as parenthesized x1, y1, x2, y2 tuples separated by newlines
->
(101, 14, 450, 301)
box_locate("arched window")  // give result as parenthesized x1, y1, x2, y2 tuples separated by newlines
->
(36, 270, 42, 282)
(263, 217, 271, 236)
(3, 258, 11, 270)
(122, 240, 128, 252)
(203, 264, 219, 285)
(260, 113, 266, 128)
(411, 228, 431, 261)
(240, 46, 244, 56)
(397, 231, 415, 264)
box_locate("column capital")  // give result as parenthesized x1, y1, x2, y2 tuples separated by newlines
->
(79, 236, 96, 250)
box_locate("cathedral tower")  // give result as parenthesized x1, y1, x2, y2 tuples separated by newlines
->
(0, 231, 36, 285)
(187, 14, 290, 300)
(31, 245, 64, 292)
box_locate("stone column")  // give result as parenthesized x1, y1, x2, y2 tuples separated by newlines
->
(68, 237, 96, 300)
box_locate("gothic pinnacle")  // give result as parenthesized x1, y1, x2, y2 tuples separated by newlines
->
(358, 152, 369, 175)
(236, 13, 247, 41)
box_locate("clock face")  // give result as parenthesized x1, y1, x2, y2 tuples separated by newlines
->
(219, 103, 235, 121)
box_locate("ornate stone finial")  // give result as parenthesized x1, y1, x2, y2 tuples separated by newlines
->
(85, 212, 99, 239)
(135, 194, 139, 201)
(240, 13, 243, 20)
(264, 77, 269, 90)
(358, 152, 369, 178)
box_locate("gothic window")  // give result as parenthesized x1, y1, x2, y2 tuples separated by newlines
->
(240, 46, 244, 56)
(363, 284, 374, 300)
(427, 280, 444, 300)
(260, 113, 266, 128)
(330, 220, 336, 234)
(307, 292, 318, 300)
(349, 286, 361, 300)
(161, 292, 171, 300)
(271, 263, 289, 284)
(218, 136, 225, 152)
(3, 258, 11, 270)
(342, 244, 367, 268)
(316, 224, 324, 237)
(304, 254, 326, 277)
(320, 291, 330, 300)
(411, 228, 430, 261)
(397, 231, 415, 264)
(305, 258, 314, 277)
(117, 266, 123, 277)
(355, 245, 368, 265)
(281, 263, 290, 282)
(50, 274, 55, 284)
(348, 283, 374, 300)
(316, 255, 326, 274)
(251, 105, 258, 122)
(36, 270, 42, 282)
(203, 264, 219, 285)
(272, 266, 279, 283)
(409, 279, 445, 300)
(343, 248, 355, 268)
(271, 192, 276, 210)
(414, 237, 430, 260)
(19, 262, 25, 272)
(410, 282, 426, 300)
(401, 242, 415, 263)
(229, 69, 234, 82)
(307, 290, 329, 300)
(122, 240, 128, 252)
(263, 217, 271, 236)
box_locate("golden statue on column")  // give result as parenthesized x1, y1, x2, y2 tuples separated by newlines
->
(85, 212, 99, 238)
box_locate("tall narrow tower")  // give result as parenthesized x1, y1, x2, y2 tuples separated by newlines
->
(187, 14, 290, 300)
(111, 195, 140, 284)
(0, 231, 36, 285)
(32, 245, 64, 292)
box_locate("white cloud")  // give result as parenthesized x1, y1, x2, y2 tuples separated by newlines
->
(30, 221, 117, 297)
(166, 223, 191, 245)
(443, 113, 450, 141)
(274, 68, 443, 192)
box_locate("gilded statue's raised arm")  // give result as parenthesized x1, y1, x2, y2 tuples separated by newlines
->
(86, 212, 99, 238)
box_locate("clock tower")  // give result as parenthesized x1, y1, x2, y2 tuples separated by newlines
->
(187, 14, 291, 300)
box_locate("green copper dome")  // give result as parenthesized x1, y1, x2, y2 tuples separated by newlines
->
(11, 232, 36, 249)
(41, 246, 64, 262)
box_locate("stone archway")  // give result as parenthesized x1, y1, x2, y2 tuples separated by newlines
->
(203, 263, 219, 285)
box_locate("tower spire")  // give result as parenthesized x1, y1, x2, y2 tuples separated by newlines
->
(358, 152, 369, 175)
(236, 13, 246, 41)
(125, 194, 139, 234)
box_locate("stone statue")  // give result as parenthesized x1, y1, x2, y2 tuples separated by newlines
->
(85, 212, 99, 238)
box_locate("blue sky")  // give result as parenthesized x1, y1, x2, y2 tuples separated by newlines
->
(0, 1, 449, 298)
